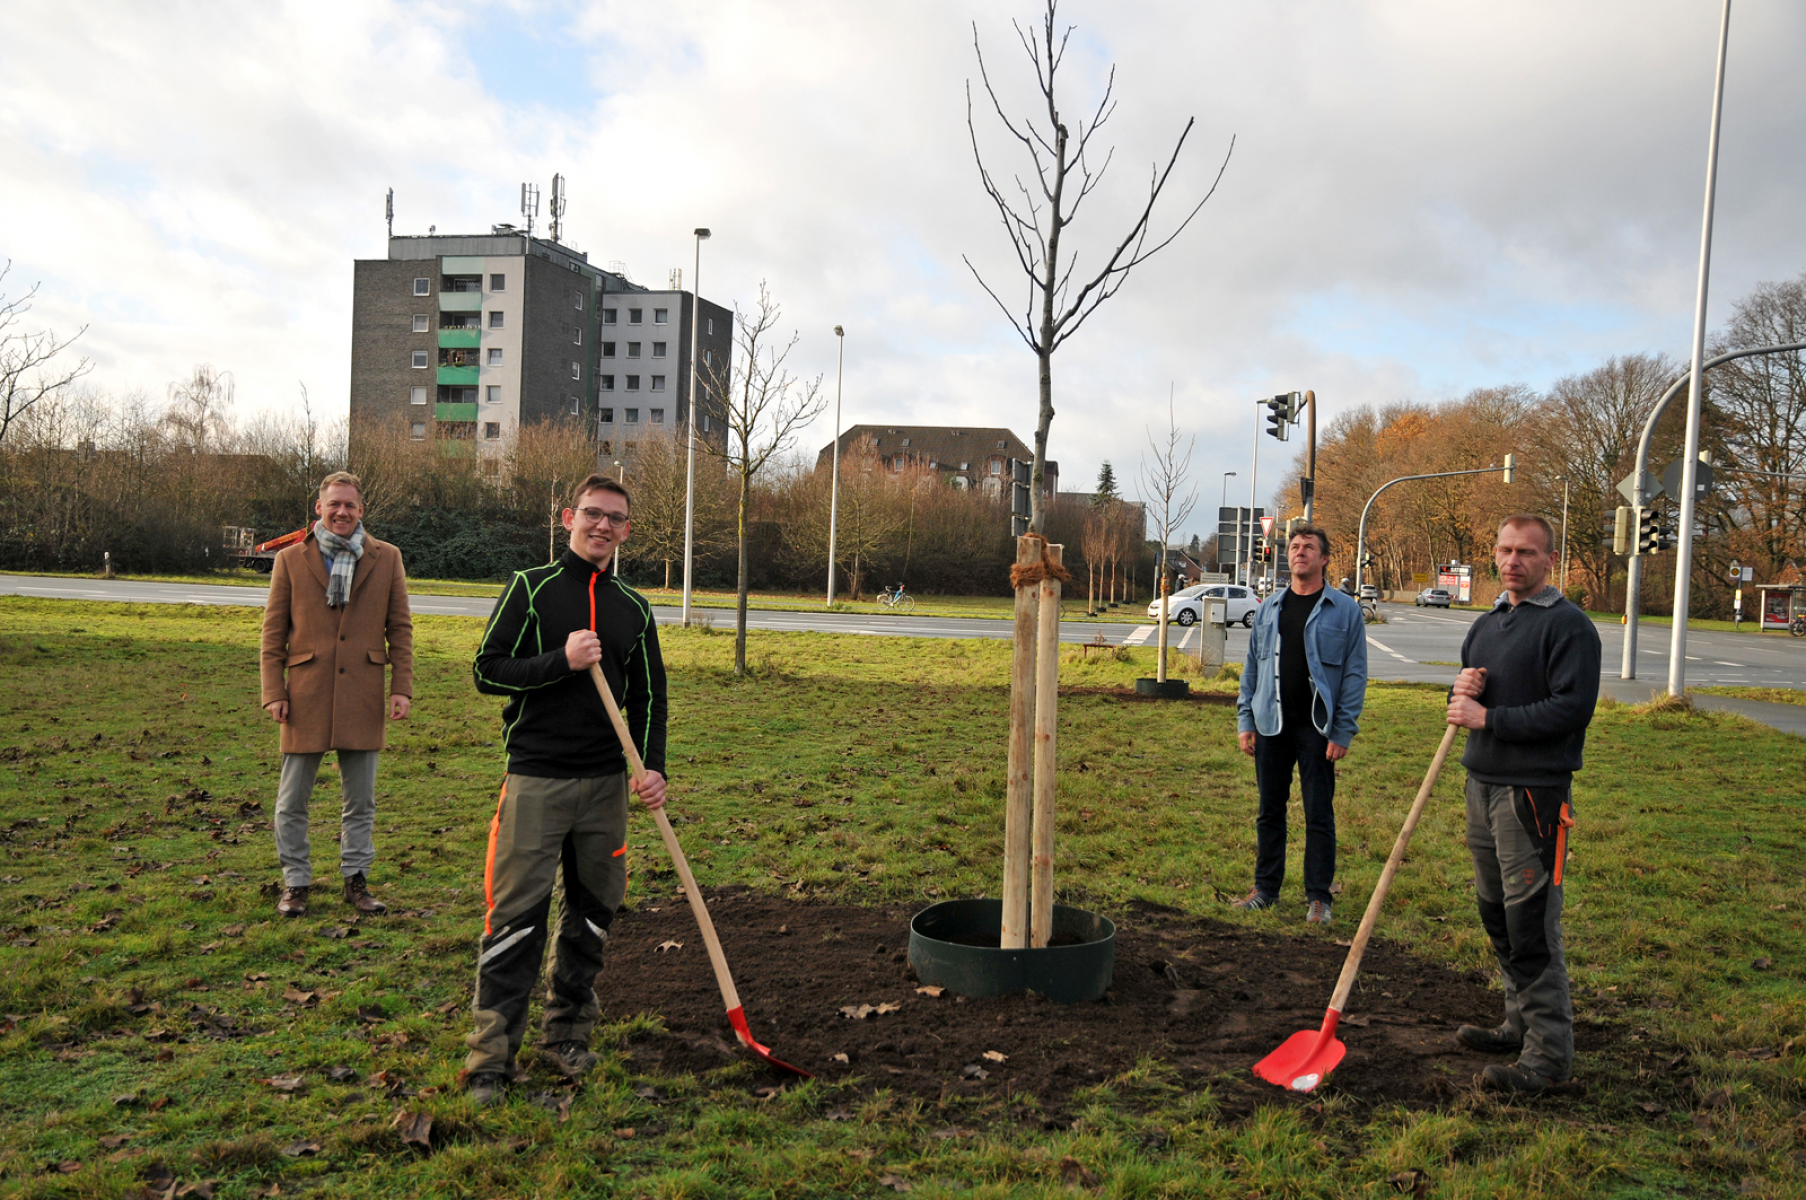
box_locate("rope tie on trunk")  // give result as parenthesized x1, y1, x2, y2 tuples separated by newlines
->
(1009, 532, 1072, 589)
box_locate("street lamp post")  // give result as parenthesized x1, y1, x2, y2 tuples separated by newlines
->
(826, 325, 845, 606)
(681, 227, 711, 628)
(1554, 474, 1570, 595)
(1220, 471, 1236, 576)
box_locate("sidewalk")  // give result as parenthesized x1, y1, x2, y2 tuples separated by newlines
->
(1598, 678, 1806, 738)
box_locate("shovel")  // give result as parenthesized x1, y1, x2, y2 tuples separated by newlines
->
(586, 664, 812, 1079)
(1253, 723, 1459, 1093)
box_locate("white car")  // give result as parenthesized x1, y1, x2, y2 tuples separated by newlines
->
(1147, 583, 1261, 628)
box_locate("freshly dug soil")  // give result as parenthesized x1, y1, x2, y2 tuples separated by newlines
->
(595, 887, 1622, 1115)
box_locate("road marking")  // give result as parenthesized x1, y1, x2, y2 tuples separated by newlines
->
(1366, 636, 1416, 664)
(1123, 625, 1156, 646)
(1714, 661, 1743, 667)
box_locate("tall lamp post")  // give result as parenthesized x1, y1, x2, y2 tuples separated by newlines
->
(681, 227, 711, 627)
(826, 325, 845, 606)
(1220, 471, 1236, 575)
(1554, 474, 1570, 594)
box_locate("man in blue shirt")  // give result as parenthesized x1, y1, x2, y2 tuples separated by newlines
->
(1234, 524, 1369, 923)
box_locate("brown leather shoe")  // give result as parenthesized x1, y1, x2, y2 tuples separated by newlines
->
(343, 873, 387, 914)
(277, 885, 310, 918)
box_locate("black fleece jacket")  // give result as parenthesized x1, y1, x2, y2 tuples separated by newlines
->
(473, 549, 668, 780)
(1458, 587, 1600, 788)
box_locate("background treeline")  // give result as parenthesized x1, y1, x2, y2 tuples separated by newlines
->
(1273, 269, 1806, 617)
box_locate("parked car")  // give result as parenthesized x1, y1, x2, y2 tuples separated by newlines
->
(1415, 587, 1453, 607)
(1148, 583, 1261, 628)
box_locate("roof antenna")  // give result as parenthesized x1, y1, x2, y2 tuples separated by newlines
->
(521, 182, 540, 237)
(549, 174, 567, 242)
(385, 188, 394, 238)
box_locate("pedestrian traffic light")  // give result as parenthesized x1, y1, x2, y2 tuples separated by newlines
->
(1612, 506, 1632, 555)
(1501, 454, 1515, 485)
(1009, 458, 1032, 537)
(1265, 395, 1290, 442)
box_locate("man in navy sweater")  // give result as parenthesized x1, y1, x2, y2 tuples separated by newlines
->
(461, 474, 668, 1105)
(1447, 513, 1599, 1094)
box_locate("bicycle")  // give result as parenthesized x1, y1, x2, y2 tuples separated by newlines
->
(876, 583, 915, 613)
(1790, 613, 1806, 638)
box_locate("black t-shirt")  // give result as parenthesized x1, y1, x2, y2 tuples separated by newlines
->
(1278, 587, 1322, 725)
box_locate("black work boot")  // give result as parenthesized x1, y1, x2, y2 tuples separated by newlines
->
(343, 872, 387, 914)
(1480, 1061, 1563, 1094)
(466, 1072, 507, 1106)
(1457, 1024, 1524, 1054)
(544, 1041, 599, 1078)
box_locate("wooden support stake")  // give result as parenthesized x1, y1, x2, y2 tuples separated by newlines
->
(1000, 535, 1040, 950)
(1030, 542, 1063, 949)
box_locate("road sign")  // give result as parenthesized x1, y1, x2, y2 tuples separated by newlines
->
(1661, 457, 1715, 503)
(1411, 572, 1429, 584)
(1617, 469, 1662, 505)
(1728, 559, 1742, 582)
(1260, 516, 1276, 538)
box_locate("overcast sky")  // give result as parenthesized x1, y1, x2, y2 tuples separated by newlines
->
(4, 1, 1803, 542)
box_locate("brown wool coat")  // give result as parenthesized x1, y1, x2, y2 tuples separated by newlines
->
(259, 531, 415, 754)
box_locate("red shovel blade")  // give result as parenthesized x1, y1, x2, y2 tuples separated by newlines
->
(1252, 1008, 1344, 1093)
(726, 1006, 814, 1079)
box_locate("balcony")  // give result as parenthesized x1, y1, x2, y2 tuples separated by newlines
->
(437, 366, 479, 387)
(439, 292, 482, 313)
(436, 439, 475, 458)
(436, 402, 479, 422)
(438, 328, 480, 349)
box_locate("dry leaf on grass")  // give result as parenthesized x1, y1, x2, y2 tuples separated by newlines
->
(264, 1076, 304, 1092)
(831, 1052, 850, 1064)
(982, 1050, 1008, 1063)
(1058, 1157, 1100, 1188)
(281, 1140, 320, 1158)
(99, 1135, 131, 1149)
(839, 1001, 903, 1020)
(325, 1065, 358, 1083)
(281, 988, 318, 1007)
(655, 940, 683, 953)
(914, 985, 945, 998)
(877, 1173, 912, 1192)
(392, 1109, 432, 1150)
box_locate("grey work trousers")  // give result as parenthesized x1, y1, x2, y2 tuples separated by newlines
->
(1465, 776, 1574, 1081)
(274, 749, 380, 888)
(464, 772, 630, 1077)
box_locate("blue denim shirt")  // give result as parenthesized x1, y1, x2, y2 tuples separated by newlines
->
(1236, 584, 1368, 746)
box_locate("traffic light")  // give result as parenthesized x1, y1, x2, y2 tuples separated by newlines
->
(1612, 506, 1632, 555)
(1265, 394, 1290, 441)
(1502, 454, 1515, 485)
(1635, 506, 1665, 556)
(1009, 458, 1031, 537)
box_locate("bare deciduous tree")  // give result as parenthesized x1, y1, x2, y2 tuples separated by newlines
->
(1139, 391, 1198, 682)
(964, 0, 1231, 532)
(624, 427, 733, 588)
(0, 262, 92, 447)
(702, 281, 828, 675)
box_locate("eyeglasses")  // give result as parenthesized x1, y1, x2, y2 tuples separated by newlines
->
(576, 507, 630, 528)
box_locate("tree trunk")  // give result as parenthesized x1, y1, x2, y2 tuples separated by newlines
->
(734, 470, 750, 677)
(1029, 120, 1068, 536)
(664, 558, 671, 590)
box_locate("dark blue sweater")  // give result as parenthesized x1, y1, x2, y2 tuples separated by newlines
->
(1458, 588, 1601, 788)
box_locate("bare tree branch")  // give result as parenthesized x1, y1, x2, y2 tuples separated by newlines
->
(0, 261, 93, 447)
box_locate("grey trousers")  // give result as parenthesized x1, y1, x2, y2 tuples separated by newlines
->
(1465, 776, 1574, 1080)
(464, 773, 630, 1077)
(274, 750, 380, 888)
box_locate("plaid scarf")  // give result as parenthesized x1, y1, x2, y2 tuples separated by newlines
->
(314, 521, 366, 608)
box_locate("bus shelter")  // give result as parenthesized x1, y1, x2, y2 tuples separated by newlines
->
(1755, 584, 1805, 631)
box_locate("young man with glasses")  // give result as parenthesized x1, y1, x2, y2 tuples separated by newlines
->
(462, 474, 668, 1105)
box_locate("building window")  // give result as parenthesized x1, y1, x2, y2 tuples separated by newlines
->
(701, 414, 710, 433)
(600, 407, 614, 423)
(409, 386, 427, 406)
(489, 311, 504, 329)
(484, 422, 501, 440)
(411, 314, 429, 333)
(652, 341, 667, 358)
(409, 422, 426, 440)
(627, 342, 641, 358)
(600, 439, 612, 455)
(486, 386, 501, 404)
(413, 277, 430, 296)
(573, 291, 584, 310)
(603, 308, 617, 325)
(411, 350, 429, 369)
(706, 318, 714, 335)
(459, 387, 478, 402)
(570, 396, 580, 415)
(602, 342, 616, 358)
(704, 349, 713, 367)
(626, 375, 640, 390)
(624, 441, 636, 454)
(894, 456, 905, 471)
(572, 327, 582, 346)
(571, 361, 581, 380)
(901, 438, 911, 447)
(654, 307, 668, 324)
(650, 408, 665, 424)
(625, 408, 639, 423)
(990, 459, 1003, 474)
(490, 273, 506, 291)
(650, 375, 666, 391)
(487, 348, 503, 365)
(600, 375, 614, 391)
(628, 308, 642, 324)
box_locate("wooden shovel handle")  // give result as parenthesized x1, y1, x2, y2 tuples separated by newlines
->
(1327, 722, 1459, 1014)
(587, 664, 741, 1013)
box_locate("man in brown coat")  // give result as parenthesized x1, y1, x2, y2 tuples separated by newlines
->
(260, 471, 414, 918)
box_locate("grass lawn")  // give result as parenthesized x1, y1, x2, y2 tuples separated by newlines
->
(1, 598, 1802, 1198)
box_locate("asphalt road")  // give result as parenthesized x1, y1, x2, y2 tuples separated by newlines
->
(5, 576, 1803, 695)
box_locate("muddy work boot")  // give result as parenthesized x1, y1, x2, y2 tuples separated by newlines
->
(276, 885, 310, 918)
(465, 1072, 507, 1106)
(1457, 1024, 1523, 1054)
(1231, 889, 1276, 912)
(1480, 1061, 1563, 1094)
(543, 1041, 599, 1079)
(1305, 900, 1333, 925)
(342, 872, 387, 914)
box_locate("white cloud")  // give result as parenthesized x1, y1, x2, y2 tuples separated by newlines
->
(1, 0, 1802, 542)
